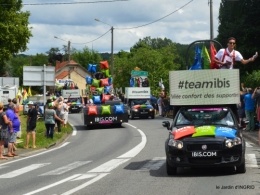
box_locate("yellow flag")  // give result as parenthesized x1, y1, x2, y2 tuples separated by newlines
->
(201, 45, 211, 69)
(28, 87, 32, 96)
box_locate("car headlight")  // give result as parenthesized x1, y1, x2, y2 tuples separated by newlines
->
(133, 109, 138, 112)
(225, 137, 242, 148)
(168, 139, 183, 149)
(149, 109, 153, 111)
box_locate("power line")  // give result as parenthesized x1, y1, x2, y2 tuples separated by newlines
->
(115, 0, 193, 30)
(63, 28, 111, 45)
(0, 0, 129, 6)
(72, 0, 193, 45)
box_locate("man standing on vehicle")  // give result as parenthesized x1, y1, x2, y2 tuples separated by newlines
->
(214, 37, 257, 69)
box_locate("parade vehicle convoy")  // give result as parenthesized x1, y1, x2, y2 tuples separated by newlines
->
(81, 61, 128, 129)
(163, 53, 246, 175)
(125, 87, 154, 119)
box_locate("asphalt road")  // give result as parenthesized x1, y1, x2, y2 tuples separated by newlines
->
(0, 114, 259, 195)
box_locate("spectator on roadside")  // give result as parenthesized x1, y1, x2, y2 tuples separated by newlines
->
(12, 98, 21, 152)
(8, 99, 12, 108)
(157, 94, 162, 116)
(150, 94, 157, 115)
(45, 102, 64, 139)
(244, 88, 255, 131)
(25, 101, 38, 149)
(251, 87, 260, 131)
(5, 103, 20, 157)
(162, 95, 170, 117)
(59, 96, 68, 128)
(54, 99, 62, 134)
(238, 89, 246, 127)
(0, 102, 12, 160)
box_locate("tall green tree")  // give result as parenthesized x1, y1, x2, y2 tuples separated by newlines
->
(46, 47, 62, 65)
(71, 47, 103, 70)
(0, 0, 32, 74)
(113, 37, 181, 95)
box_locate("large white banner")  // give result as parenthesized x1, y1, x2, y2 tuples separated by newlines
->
(169, 69, 240, 105)
(125, 87, 150, 99)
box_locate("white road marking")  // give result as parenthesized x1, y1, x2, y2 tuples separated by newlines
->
(246, 142, 253, 147)
(0, 163, 50, 178)
(23, 174, 81, 195)
(71, 173, 97, 181)
(118, 129, 147, 158)
(61, 173, 109, 195)
(0, 142, 70, 166)
(23, 124, 146, 195)
(245, 154, 258, 167)
(125, 123, 137, 129)
(88, 159, 130, 173)
(138, 157, 166, 171)
(39, 161, 91, 176)
(70, 124, 77, 136)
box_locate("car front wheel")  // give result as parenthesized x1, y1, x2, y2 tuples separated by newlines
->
(236, 161, 246, 173)
(166, 159, 177, 175)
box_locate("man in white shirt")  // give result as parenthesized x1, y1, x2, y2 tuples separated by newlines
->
(214, 37, 257, 69)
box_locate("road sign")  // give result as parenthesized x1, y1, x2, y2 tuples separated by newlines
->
(23, 66, 55, 86)
(131, 70, 148, 77)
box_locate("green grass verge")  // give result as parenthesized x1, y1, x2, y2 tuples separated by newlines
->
(16, 112, 73, 149)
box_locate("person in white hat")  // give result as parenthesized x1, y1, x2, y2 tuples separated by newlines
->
(25, 101, 38, 149)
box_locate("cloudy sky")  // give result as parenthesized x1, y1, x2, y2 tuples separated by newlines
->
(20, 0, 222, 55)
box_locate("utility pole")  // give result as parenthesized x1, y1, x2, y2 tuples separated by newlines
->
(209, 0, 214, 40)
(111, 26, 114, 76)
(68, 40, 71, 64)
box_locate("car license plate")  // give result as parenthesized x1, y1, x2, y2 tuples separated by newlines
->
(141, 112, 148, 114)
(191, 151, 217, 157)
(72, 107, 77, 109)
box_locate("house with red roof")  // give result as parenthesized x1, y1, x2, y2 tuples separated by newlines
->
(55, 60, 90, 96)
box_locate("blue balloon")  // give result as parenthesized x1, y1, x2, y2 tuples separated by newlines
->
(93, 95, 101, 104)
(104, 86, 111, 94)
(114, 104, 124, 114)
(86, 76, 93, 84)
(88, 64, 97, 73)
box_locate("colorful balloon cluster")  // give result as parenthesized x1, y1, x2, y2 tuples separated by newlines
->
(85, 61, 114, 103)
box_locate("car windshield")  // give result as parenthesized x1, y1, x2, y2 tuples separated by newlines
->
(68, 98, 81, 103)
(131, 99, 150, 106)
(176, 107, 235, 126)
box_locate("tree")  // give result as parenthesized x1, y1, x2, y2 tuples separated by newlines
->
(0, 0, 32, 73)
(31, 53, 48, 66)
(9, 55, 30, 86)
(71, 47, 103, 70)
(46, 47, 63, 65)
(113, 37, 181, 95)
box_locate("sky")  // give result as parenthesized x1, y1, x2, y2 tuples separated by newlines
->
(19, 0, 222, 55)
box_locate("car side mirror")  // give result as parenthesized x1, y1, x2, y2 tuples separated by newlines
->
(162, 121, 170, 130)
